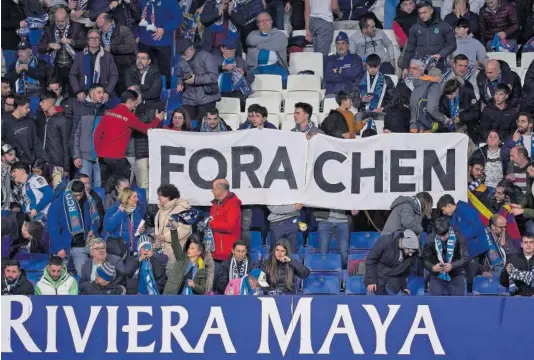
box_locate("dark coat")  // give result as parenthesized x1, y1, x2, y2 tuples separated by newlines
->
(384, 105, 411, 132)
(69, 48, 119, 95)
(477, 60, 522, 108)
(354, 74, 395, 111)
(5, 57, 51, 95)
(260, 257, 310, 294)
(89, 0, 141, 26)
(478, 101, 519, 140)
(479, 2, 520, 42)
(89, 189, 105, 231)
(1, 270, 34, 295)
(124, 65, 163, 107)
(35, 109, 71, 169)
(500, 252, 534, 296)
(200, 1, 243, 56)
(1, 112, 47, 164)
(122, 255, 167, 294)
(109, 25, 137, 77)
(80, 282, 126, 295)
(444, 11, 480, 39)
(215, 256, 254, 294)
(521, 60, 534, 114)
(38, 21, 87, 57)
(1, 0, 25, 50)
(422, 229, 469, 278)
(438, 84, 480, 142)
(78, 254, 125, 289)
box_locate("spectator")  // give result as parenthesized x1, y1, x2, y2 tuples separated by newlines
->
(78, 237, 125, 289)
(332, 91, 359, 138)
(470, 130, 507, 188)
(35, 91, 70, 189)
(80, 261, 127, 295)
(451, 18, 488, 68)
(1, 144, 17, 210)
(479, 83, 519, 141)
(163, 229, 207, 295)
(409, 67, 446, 133)
(96, 13, 137, 94)
(382, 192, 433, 235)
(104, 177, 130, 211)
(468, 156, 488, 194)
(444, 0, 481, 39)
(508, 146, 530, 194)
(2, 0, 26, 70)
(355, 54, 395, 122)
(246, 12, 289, 88)
(484, 179, 524, 213)
(103, 187, 145, 254)
(423, 216, 469, 296)
(238, 104, 277, 130)
(137, 0, 182, 85)
(175, 39, 221, 121)
(197, 108, 233, 132)
(48, 179, 100, 274)
(1, 259, 34, 295)
(124, 51, 163, 110)
(439, 78, 480, 144)
(123, 235, 166, 294)
(478, 214, 517, 275)
(521, 61, 534, 114)
(261, 239, 310, 295)
(68, 0, 95, 29)
(69, 29, 119, 101)
(227, 0, 268, 49)
(500, 233, 534, 296)
(519, 0, 534, 44)
(267, 204, 303, 254)
(441, 0, 485, 19)
(1, 77, 12, 102)
(200, 0, 243, 56)
(505, 113, 534, 159)
(216, 240, 254, 294)
(79, 173, 105, 223)
(11, 162, 53, 220)
(38, 7, 86, 90)
(350, 14, 396, 74)
(400, 58, 425, 93)
(47, 81, 75, 119)
(292, 102, 323, 135)
(304, 0, 341, 56)
(324, 31, 363, 96)
(364, 229, 420, 295)
(34, 255, 79, 295)
(216, 38, 254, 111)
(3, 94, 15, 114)
(164, 108, 194, 131)
(89, 0, 141, 28)
(477, 59, 522, 108)
(94, 90, 162, 185)
(2, 212, 46, 259)
(383, 89, 412, 133)
(225, 268, 269, 295)
(393, 0, 418, 49)
(6, 40, 50, 98)
(72, 84, 107, 188)
(479, 0, 519, 50)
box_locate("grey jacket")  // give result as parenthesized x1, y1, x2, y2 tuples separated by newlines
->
(267, 205, 300, 223)
(409, 78, 445, 131)
(246, 28, 289, 69)
(176, 49, 221, 106)
(452, 34, 488, 67)
(349, 29, 395, 63)
(382, 196, 424, 235)
(71, 99, 107, 161)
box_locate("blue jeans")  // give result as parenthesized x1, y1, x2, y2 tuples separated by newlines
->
(2, 50, 17, 71)
(81, 159, 101, 188)
(63, 247, 88, 276)
(318, 221, 349, 267)
(270, 217, 299, 254)
(267, 1, 285, 30)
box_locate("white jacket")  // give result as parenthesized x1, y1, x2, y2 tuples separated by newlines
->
(34, 267, 78, 295)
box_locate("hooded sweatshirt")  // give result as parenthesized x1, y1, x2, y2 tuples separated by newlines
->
(1, 112, 47, 164)
(34, 265, 78, 295)
(452, 34, 489, 67)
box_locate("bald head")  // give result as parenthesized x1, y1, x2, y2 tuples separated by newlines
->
(55, 7, 68, 28)
(96, 13, 113, 32)
(485, 60, 501, 81)
(212, 179, 230, 200)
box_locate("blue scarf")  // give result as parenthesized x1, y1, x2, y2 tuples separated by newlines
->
(441, 65, 475, 84)
(210, 1, 238, 39)
(138, 258, 159, 295)
(15, 56, 39, 95)
(200, 117, 228, 132)
(434, 229, 457, 281)
(181, 258, 203, 295)
(484, 229, 505, 273)
(218, 56, 236, 93)
(359, 71, 386, 111)
(63, 180, 99, 236)
(515, 133, 534, 159)
(449, 93, 460, 119)
(102, 22, 115, 47)
(83, 47, 103, 90)
(490, 33, 517, 52)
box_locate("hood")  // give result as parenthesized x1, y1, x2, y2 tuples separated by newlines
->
(158, 197, 191, 211)
(43, 265, 69, 286)
(390, 196, 421, 214)
(456, 33, 476, 43)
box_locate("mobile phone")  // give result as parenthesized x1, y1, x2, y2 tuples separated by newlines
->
(184, 73, 193, 80)
(365, 93, 373, 97)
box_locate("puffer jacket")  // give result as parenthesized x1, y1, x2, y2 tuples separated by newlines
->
(399, 11, 457, 69)
(176, 49, 221, 106)
(422, 229, 469, 278)
(34, 265, 79, 295)
(35, 107, 71, 169)
(210, 192, 242, 261)
(71, 99, 108, 161)
(1, 270, 34, 295)
(500, 252, 534, 296)
(108, 25, 137, 78)
(476, 60, 522, 108)
(103, 203, 145, 253)
(260, 257, 310, 294)
(382, 196, 424, 235)
(479, 2, 519, 43)
(479, 100, 519, 140)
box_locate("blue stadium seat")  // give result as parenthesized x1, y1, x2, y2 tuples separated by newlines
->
(26, 271, 42, 286)
(160, 75, 168, 101)
(250, 250, 262, 265)
(344, 276, 366, 295)
(407, 276, 425, 296)
(303, 273, 341, 295)
(305, 254, 342, 272)
(93, 187, 105, 201)
(191, 119, 198, 129)
(350, 231, 380, 250)
(307, 232, 320, 250)
(18, 254, 49, 272)
(249, 231, 263, 252)
(472, 276, 508, 296)
(1, 210, 11, 217)
(291, 254, 301, 262)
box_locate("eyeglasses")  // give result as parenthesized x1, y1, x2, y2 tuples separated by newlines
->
(88, 37, 100, 40)
(5, 102, 14, 107)
(494, 225, 507, 230)
(93, 247, 106, 251)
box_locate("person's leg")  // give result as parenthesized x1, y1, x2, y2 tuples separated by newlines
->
(285, 219, 300, 255)
(126, 156, 136, 185)
(100, 158, 131, 186)
(70, 247, 88, 275)
(428, 275, 446, 296)
(135, 158, 149, 190)
(81, 159, 96, 187)
(156, 46, 172, 87)
(448, 275, 466, 296)
(311, 18, 334, 56)
(290, 0, 305, 30)
(92, 161, 101, 188)
(182, 105, 199, 121)
(385, 277, 404, 295)
(380, 62, 395, 75)
(317, 221, 334, 255)
(268, 1, 285, 30)
(335, 222, 350, 268)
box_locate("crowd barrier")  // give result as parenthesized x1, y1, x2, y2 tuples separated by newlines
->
(2, 295, 532, 359)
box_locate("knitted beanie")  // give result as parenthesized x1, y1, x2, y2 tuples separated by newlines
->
(96, 262, 116, 282)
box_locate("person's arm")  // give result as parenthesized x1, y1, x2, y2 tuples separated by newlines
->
(200, 0, 222, 27)
(34, 182, 54, 212)
(162, 0, 183, 34)
(192, 270, 207, 294)
(31, 123, 48, 162)
(475, 40, 489, 66)
(399, 28, 417, 69)
(382, 31, 395, 65)
(323, 56, 341, 85)
(204, 252, 215, 293)
(479, 13, 491, 42)
(69, 54, 83, 95)
(93, 116, 105, 155)
(438, 25, 457, 59)
(38, 29, 51, 54)
(151, 257, 167, 293)
(210, 204, 240, 234)
(125, 112, 158, 133)
(304, 0, 311, 33)
(110, 28, 137, 55)
(503, 5, 519, 37)
(422, 239, 437, 272)
(289, 258, 310, 279)
(215, 261, 230, 294)
(193, 53, 219, 85)
(500, 259, 511, 287)
(89, 0, 115, 21)
(103, 206, 127, 232)
(427, 83, 447, 123)
(363, 236, 386, 286)
(341, 54, 363, 83)
(392, 21, 408, 49)
(104, 58, 119, 95)
(399, 208, 423, 234)
(268, 31, 289, 53)
(170, 228, 185, 262)
(59, 117, 71, 170)
(450, 234, 469, 270)
(69, 277, 79, 295)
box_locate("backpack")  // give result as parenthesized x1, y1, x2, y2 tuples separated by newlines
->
(320, 110, 349, 138)
(415, 82, 439, 132)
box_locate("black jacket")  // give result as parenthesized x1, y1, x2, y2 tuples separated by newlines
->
(500, 252, 534, 296)
(200, 1, 243, 56)
(109, 25, 137, 77)
(215, 256, 255, 294)
(5, 57, 51, 94)
(260, 258, 310, 294)
(384, 105, 411, 133)
(80, 281, 126, 295)
(124, 65, 163, 108)
(38, 21, 87, 58)
(477, 60, 522, 108)
(439, 84, 480, 142)
(479, 101, 519, 141)
(122, 256, 167, 294)
(521, 60, 534, 114)
(1, 270, 34, 295)
(35, 109, 71, 169)
(422, 229, 469, 278)
(1, 112, 47, 164)
(1, 0, 25, 50)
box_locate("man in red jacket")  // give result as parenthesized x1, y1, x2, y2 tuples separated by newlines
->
(94, 89, 163, 186)
(209, 179, 242, 263)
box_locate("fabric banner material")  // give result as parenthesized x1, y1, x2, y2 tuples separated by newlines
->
(148, 130, 468, 210)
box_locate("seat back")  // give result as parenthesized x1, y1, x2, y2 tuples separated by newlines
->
(245, 97, 281, 114)
(287, 74, 321, 92)
(217, 97, 242, 114)
(219, 113, 240, 130)
(472, 275, 508, 296)
(252, 74, 283, 92)
(350, 232, 380, 250)
(344, 276, 366, 295)
(487, 52, 517, 70)
(303, 273, 341, 295)
(305, 253, 342, 272)
(289, 52, 324, 79)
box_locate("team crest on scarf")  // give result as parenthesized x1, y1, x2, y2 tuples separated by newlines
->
(71, 215, 80, 228)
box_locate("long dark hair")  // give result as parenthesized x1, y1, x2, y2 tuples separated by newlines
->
(169, 108, 193, 131)
(267, 239, 294, 291)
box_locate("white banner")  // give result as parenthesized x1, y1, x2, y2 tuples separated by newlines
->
(148, 130, 468, 210)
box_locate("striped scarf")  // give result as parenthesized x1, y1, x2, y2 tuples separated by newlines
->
(292, 120, 314, 133)
(359, 71, 386, 111)
(514, 133, 534, 161)
(15, 57, 39, 95)
(83, 47, 104, 89)
(63, 180, 99, 236)
(139, 0, 158, 32)
(229, 257, 248, 281)
(441, 66, 474, 84)
(218, 56, 236, 93)
(102, 22, 115, 48)
(434, 228, 457, 281)
(484, 228, 505, 271)
(508, 264, 534, 286)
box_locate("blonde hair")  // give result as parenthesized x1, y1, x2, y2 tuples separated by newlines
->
(119, 188, 137, 205)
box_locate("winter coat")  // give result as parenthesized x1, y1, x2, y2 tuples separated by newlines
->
(320, 110, 350, 138)
(215, 256, 255, 294)
(476, 60, 522, 108)
(89, 0, 141, 27)
(438, 82, 480, 142)
(338, 0, 376, 21)
(163, 229, 208, 295)
(71, 99, 108, 161)
(107, 25, 137, 78)
(1, 0, 25, 50)
(324, 52, 364, 95)
(444, 11, 480, 39)
(47, 196, 100, 255)
(210, 192, 242, 261)
(34, 265, 79, 295)
(1, 270, 34, 295)
(80, 281, 126, 295)
(422, 229, 469, 277)
(500, 252, 534, 296)
(363, 231, 416, 292)
(1, 112, 47, 164)
(409, 77, 445, 131)
(35, 108, 71, 169)
(69, 48, 119, 95)
(384, 104, 411, 132)
(38, 21, 87, 58)
(349, 29, 395, 64)
(479, 100, 519, 140)
(448, 200, 487, 252)
(354, 74, 395, 111)
(78, 254, 125, 288)
(382, 196, 424, 235)
(5, 57, 51, 95)
(103, 203, 145, 253)
(521, 61, 534, 114)
(138, 0, 182, 47)
(124, 65, 163, 108)
(399, 12, 457, 69)
(393, 4, 418, 48)
(479, 2, 519, 42)
(122, 255, 166, 294)
(176, 49, 222, 106)
(200, 2, 243, 56)
(260, 257, 310, 294)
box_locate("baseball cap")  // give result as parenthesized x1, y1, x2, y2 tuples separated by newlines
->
(1, 143, 15, 156)
(401, 230, 419, 250)
(17, 40, 31, 50)
(249, 268, 269, 287)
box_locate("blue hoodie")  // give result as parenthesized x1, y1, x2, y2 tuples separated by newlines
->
(324, 52, 363, 96)
(138, 0, 183, 47)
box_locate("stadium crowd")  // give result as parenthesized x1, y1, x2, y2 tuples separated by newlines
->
(1, 0, 534, 297)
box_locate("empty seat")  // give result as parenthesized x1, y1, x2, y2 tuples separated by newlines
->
(289, 52, 324, 79)
(487, 52, 517, 70)
(472, 275, 508, 296)
(522, 52, 534, 70)
(303, 273, 341, 295)
(386, 74, 399, 87)
(344, 276, 366, 295)
(322, 97, 339, 114)
(245, 97, 281, 114)
(305, 253, 342, 272)
(18, 254, 49, 272)
(286, 91, 321, 106)
(252, 74, 283, 92)
(267, 113, 281, 128)
(250, 231, 263, 252)
(287, 74, 321, 92)
(407, 276, 425, 296)
(217, 97, 241, 114)
(350, 232, 380, 250)
(220, 113, 240, 130)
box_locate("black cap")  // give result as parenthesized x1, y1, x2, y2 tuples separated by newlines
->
(17, 40, 31, 50)
(176, 38, 193, 55)
(1, 143, 15, 156)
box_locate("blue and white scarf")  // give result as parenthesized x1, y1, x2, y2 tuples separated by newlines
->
(200, 117, 228, 132)
(490, 33, 517, 53)
(359, 71, 386, 111)
(514, 133, 534, 158)
(102, 22, 115, 48)
(441, 66, 474, 84)
(484, 228, 505, 273)
(15, 56, 39, 95)
(218, 56, 236, 93)
(210, 0, 239, 40)
(434, 229, 457, 281)
(239, 275, 261, 295)
(449, 93, 460, 119)
(83, 46, 104, 90)
(63, 180, 99, 236)
(138, 258, 159, 295)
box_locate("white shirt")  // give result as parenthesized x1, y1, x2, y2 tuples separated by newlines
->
(310, 0, 334, 23)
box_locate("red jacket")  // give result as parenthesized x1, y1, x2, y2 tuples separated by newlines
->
(209, 192, 242, 261)
(94, 104, 159, 158)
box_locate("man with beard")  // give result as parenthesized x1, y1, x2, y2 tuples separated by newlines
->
(468, 157, 491, 202)
(441, 54, 480, 100)
(11, 162, 53, 221)
(504, 113, 534, 159)
(1, 260, 34, 295)
(1, 144, 17, 210)
(507, 146, 530, 194)
(124, 51, 162, 110)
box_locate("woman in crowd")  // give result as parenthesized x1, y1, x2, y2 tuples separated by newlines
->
(261, 239, 310, 295)
(470, 130, 507, 189)
(103, 188, 145, 254)
(104, 177, 130, 212)
(393, 0, 418, 49)
(215, 240, 254, 294)
(79, 237, 124, 289)
(164, 108, 193, 131)
(443, 0, 480, 40)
